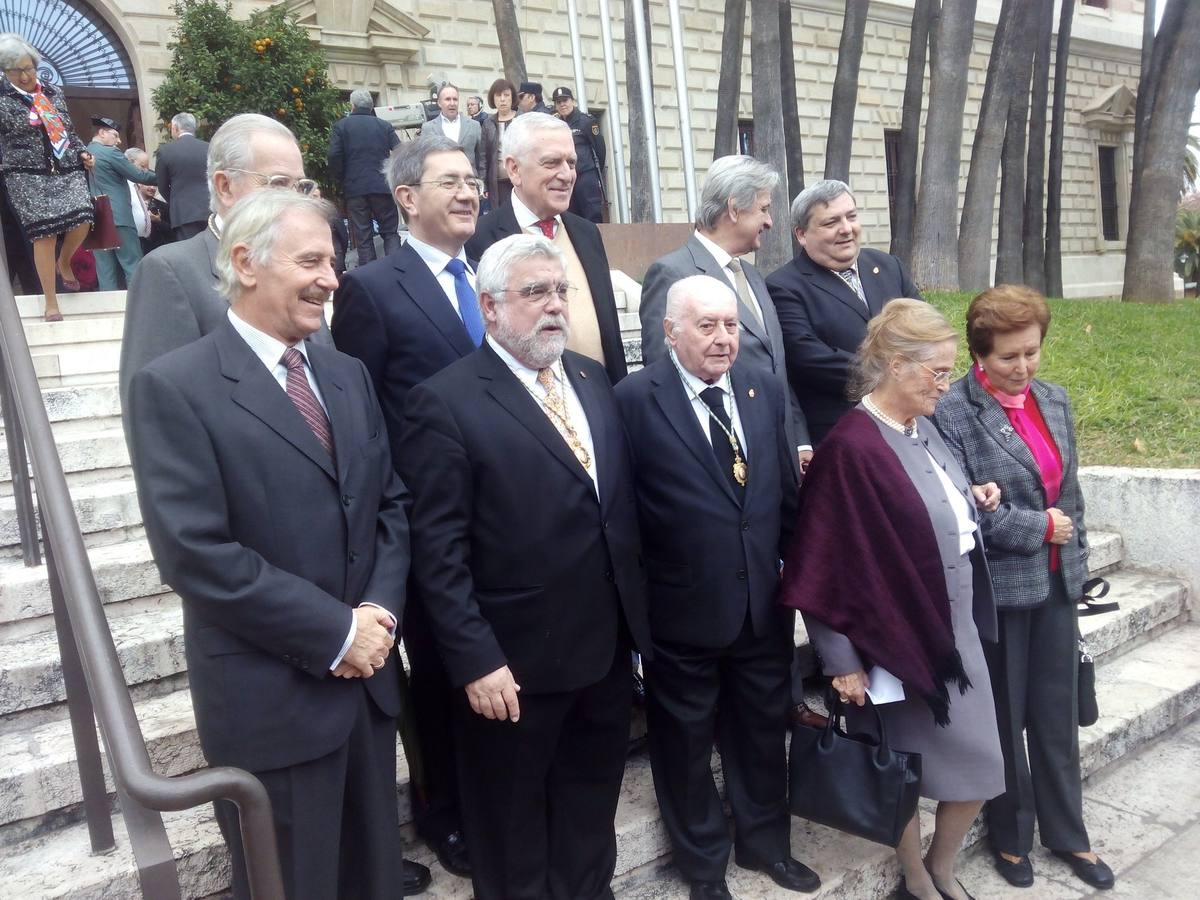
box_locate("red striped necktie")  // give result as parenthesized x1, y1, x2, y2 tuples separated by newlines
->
(281, 348, 335, 458)
(535, 218, 557, 239)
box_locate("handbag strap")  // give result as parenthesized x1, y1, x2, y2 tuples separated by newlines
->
(823, 689, 893, 766)
(1078, 576, 1119, 617)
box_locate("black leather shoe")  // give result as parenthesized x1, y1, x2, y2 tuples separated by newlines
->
(895, 881, 920, 900)
(402, 858, 432, 895)
(993, 852, 1034, 887)
(1051, 851, 1115, 890)
(429, 829, 470, 878)
(736, 855, 821, 893)
(689, 879, 732, 899)
(933, 879, 976, 900)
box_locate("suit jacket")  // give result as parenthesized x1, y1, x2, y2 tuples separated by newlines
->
(87, 141, 156, 229)
(639, 234, 811, 462)
(331, 240, 477, 466)
(154, 134, 210, 228)
(932, 374, 1089, 609)
(396, 343, 651, 694)
(119, 227, 333, 414)
(766, 246, 921, 444)
(615, 358, 797, 648)
(127, 321, 409, 772)
(0, 80, 87, 173)
(328, 109, 399, 198)
(466, 203, 628, 384)
(420, 115, 485, 181)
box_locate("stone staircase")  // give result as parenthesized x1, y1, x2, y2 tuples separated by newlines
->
(0, 290, 1196, 899)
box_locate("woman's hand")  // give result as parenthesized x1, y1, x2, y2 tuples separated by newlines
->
(80, 151, 94, 171)
(1048, 507, 1074, 545)
(971, 482, 1001, 512)
(831, 669, 869, 707)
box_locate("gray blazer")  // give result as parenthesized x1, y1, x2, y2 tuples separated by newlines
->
(639, 233, 810, 468)
(118, 227, 333, 416)
(420, 115, 485, 180)
(932, 374, 1089, 609)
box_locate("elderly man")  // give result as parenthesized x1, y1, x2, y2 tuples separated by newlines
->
(396, 234, 651, 900)
(466, 94, 488, 126)
(332, 133, 482, 879)
(86, 115, 157, 290)
(466, 112, 626, 384)
(766, 179, 922, 446)
(420, 83, 485, 183)
(155, 112, 210, 241)
(119, 113, 333, 416)
(329, 89, 401, 265)
(615, 276, 818, 900)
(126, 190, 418, 899)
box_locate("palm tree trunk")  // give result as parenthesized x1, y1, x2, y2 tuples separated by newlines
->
(1044, 0, 1075, 299)
(780, 0, 805, 202)
(996, 50, 1033, 285)
(750, 0, 791, 272)
(824, 0, 871, 181)
(891, 0, 939, 268)
(714, 0, 747, 160)
(1021, 0, 1053, 292)
(491, 0, 528, 86)
(624, 0, 657, 223)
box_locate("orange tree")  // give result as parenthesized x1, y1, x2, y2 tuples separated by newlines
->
(152, 0, 345, 189)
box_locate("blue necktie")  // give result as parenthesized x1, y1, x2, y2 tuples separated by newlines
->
(446, 258, 484, 346)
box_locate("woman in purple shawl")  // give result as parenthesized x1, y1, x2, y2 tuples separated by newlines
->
(780, 300, 1004, 900)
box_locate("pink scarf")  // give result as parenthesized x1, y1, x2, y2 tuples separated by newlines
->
(974, 364, 1062, 506)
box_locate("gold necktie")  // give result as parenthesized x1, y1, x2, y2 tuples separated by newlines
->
(726, 258, 764, 328)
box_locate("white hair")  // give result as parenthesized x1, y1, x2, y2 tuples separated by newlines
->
(206, 113, 299, 215)
(123, 147, 147, 164)
(500, 112, 570, 167)
(476, 233, 565, 299)
(696, 156, 779, 232)
(171, 112, 197, 134)
(663, 275, 737, 342)
(0, 33, 38, 71)
(349, 89, 374, 110)
(791, 179, 855, 231)
(215, 190, 334, 301)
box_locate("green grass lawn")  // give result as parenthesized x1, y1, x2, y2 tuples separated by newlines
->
(927, 293, 1200, 468)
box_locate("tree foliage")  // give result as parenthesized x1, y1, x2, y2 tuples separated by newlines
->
(1176, 207, 1200, 291)
(151, 0, 345, 188)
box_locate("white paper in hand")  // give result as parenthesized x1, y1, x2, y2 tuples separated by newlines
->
(865, 666, 905, 704)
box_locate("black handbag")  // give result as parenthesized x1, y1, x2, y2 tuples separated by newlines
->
(1076, 577, 1114, 727)
(788, 693, 922, 847)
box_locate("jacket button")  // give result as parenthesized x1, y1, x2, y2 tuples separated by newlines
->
(736, 569, 746, 580)
(348, 550, 358, 563)
(741, 521, 750, 531)
(604, 569, 613, 581)
(341, 494, 352, 507)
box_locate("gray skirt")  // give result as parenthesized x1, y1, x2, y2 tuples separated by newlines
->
(3, 167, 92, 240)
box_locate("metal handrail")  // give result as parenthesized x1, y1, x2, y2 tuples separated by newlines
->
(0, 248, 284, 898)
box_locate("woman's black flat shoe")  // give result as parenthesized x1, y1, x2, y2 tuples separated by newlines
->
(993, 852, 1034, 887)
(895, 880, 920, 900)
(1051, 851, 1115, 890)
(933, 879, 976, 900)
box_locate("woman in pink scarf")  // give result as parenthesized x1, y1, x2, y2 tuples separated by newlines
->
(932, 286, 1115, 893)
(0, 33, 94, 321)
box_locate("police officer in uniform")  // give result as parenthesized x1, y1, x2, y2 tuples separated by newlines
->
(552, 86, 606, 224)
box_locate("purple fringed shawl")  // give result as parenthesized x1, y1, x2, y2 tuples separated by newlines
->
(779, 409, 969, 725)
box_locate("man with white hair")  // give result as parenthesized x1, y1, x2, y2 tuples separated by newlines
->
(466, 112, 626, 384)
(615, 275, 818, 900)
(119, 113, 333, 416)
(328, 89, 401, 265)
(155, 111, 210, 241)
(126, 189, 418, 900)
(397, 233, 651, 900)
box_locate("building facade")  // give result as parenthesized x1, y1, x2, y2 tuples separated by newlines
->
(6, 0, 1148, 296)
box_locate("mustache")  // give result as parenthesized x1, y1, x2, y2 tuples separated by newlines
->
(536, 313, 568, 331)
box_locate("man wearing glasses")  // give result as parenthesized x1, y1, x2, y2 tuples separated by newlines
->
(331, 134, 485, 883)
(397, 233, 651, 900)
(119, 113, 334, 417)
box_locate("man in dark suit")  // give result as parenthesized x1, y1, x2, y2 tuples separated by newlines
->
(119, 113, 334, 418)
(126, 189, 428, 899)
(328, 90, 401, 265)
(331, 133, 482, 878)
(396, 233, 652, 900)
(766, 179, 922, 445)
(466, 112, 626, 385)
(616, 276, 818, 900)
(155, 112, 210, 241)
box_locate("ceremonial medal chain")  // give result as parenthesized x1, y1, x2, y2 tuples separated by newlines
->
(521, 363, 593, 470)
(671, 358, 748, 487)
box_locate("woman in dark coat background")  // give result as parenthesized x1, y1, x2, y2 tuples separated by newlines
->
(781, 299, 1004, 900)
(0, 33, 93, 321)
(932, 285, 1115, 892)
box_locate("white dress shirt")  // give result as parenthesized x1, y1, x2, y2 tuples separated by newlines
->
(928, 450, 978, 556)
(511, 191, 559, 236)
(693, 230, 739, 294)
(486, 335, 599, 498)
(405, 234, 475, 315)
(670, 351, 748, 457)
(226, 309, 395, 669)
(440, 114, 462, 144)
(129, 182, 151, 238)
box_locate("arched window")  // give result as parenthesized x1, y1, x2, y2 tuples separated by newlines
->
(0, 0, 134, 88)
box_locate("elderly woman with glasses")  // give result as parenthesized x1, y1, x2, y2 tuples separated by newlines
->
(931, 285, 1114, 893)
(0, 33, 94, 321)
(781, 299, 1004, 900)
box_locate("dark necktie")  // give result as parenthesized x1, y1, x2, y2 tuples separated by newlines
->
(281, 348, 335, 459)
(699, 386, 745, 499)
(837, 267, 869, 309)
(534, 218, 556, 239)
(445, 257, 484, 346)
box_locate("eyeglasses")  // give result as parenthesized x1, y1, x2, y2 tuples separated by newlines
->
(225, 168, 319, 195)
(4, 66, 37, 77)
(405, 176, 485, 196)
(497, 281, 576, 305)
(904, 357, 955, 385)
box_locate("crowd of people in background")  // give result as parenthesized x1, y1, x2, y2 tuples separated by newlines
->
(2, 27, 1120, 900)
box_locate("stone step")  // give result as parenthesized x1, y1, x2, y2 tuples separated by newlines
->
(0, 425, 129, 491)
(4, 622, 1198, 899)
(32, 345, 120, 388)
(0, 477, 141, 554)
(22, 317, 124, 350)
(15, 291, 127, 322)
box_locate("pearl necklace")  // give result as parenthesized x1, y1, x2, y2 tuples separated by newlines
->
(863, 393, 917, 438)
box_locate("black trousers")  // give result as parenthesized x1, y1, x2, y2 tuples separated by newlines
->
(214, 684, 401, 900)
(985, 574, 1091, 855)
(455, 643, 632, 900)
(346, 194, 401, 265)
(644, 611, 792, 882)
(403, 596, 464, 843)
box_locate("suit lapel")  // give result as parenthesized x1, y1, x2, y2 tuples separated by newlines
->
(687, 237, 772, 353)
(799, 250, 870, 323)
(218, 323, 337, 481)
(650, 361, 739, 506)
(856, 251, 890, 316)
(394, 244, 476, 357)
(966, 373, 1041, 483)
(308, 346, 354, 488)
(1030, 381, 1073, 477)
(564, 357, 614, 511)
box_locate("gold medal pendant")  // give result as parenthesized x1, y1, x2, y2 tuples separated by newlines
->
(732, 455, 748, 486)
(573, 442, 592, 470)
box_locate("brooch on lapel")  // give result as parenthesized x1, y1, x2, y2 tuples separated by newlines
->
(872, 266, 880, 275)
(747, 388, 756, 398)
(1000, 424, 1014, 440)
(579, 370, 588, 379)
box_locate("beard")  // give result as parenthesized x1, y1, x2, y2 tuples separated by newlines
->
(493, 308, 570, 370)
